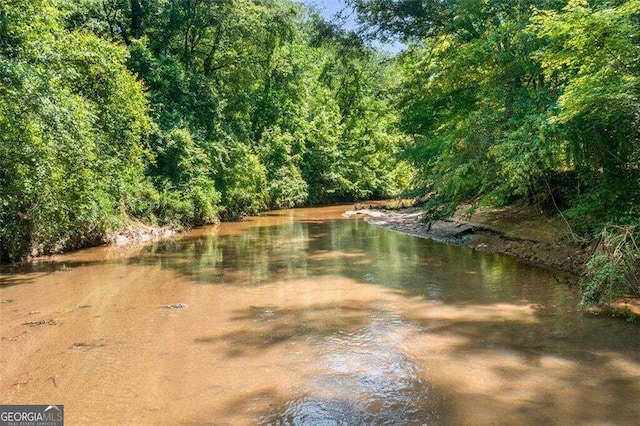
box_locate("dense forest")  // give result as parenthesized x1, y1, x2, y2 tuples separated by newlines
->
(1, 0, 639, 305)
(0, 0, 410, 261)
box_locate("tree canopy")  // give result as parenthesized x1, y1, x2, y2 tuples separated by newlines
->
(0, 0, 409, 261)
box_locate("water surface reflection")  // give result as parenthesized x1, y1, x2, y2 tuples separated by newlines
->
(1, 206, 639, 425)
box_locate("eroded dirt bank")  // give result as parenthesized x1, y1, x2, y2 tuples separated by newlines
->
(347, 204, 590, 275)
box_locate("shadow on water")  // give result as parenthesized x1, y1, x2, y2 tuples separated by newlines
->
(205, 301, 639, 424)
(209, 301, 453, 425)
(194, 302, 374, 357)
(255, 392, 449, 426)
(193, 296, 639, 424)
(4, 215, 639, 424)
(133, 218, 640, 364)
(0, 259, 111, 288)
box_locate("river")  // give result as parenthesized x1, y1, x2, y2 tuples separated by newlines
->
(1, 205, 639, 425)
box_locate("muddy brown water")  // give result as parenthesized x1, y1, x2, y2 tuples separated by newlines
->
(1, 205, 639, 425)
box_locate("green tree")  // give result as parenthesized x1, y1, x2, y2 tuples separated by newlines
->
(0, 0, 152, 261)
(534, 0, 640, 227)
(1, 0, 409, 261)
(386, 1, 563, 206)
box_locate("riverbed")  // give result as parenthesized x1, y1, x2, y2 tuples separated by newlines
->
(1, 205, 639, 424)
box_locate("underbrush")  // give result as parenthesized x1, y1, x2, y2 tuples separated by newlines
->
(581, 225, 640, 307)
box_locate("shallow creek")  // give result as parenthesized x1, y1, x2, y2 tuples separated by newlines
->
(1, 205, 639, 425)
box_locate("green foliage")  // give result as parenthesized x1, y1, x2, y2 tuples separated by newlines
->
(217, 140, 268, 221)
(421, 197, 457, 225)
(152, 128, 220, 226)
(533, 0, 640, 229)
(0, 0, 412, 261)
(126, 0, 407, 212)
(258, 127, 308, 209)
(3, 0, 639, 318)
(352, 0, 639, 215)
(395, 1, 567, 206)
(350, 0, 640, 305)
(301, 21, 410, 204)
(0, 0, 150, 261)
(301, 89, 348, 204)
(581, 225, 640, 306)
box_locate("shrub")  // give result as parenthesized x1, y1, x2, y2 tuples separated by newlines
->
(581, 225, 640, 306)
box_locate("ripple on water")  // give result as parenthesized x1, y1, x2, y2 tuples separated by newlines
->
(259, 312, 450, 425)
